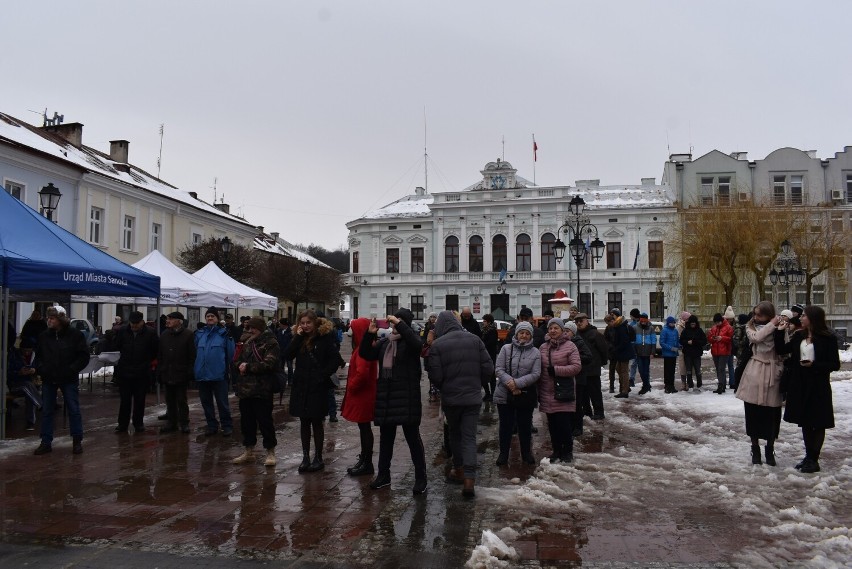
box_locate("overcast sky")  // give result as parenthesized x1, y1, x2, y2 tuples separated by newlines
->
(4, 1, 851, 249)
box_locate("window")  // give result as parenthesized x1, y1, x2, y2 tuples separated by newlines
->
(700, 177, 714, 206)
(445, 294, 459, 312)
(492, 234, 507, 271)
(151, 223, 162, 252)
(541, 232, 556, 272)
(795, 289, 807, 306)
(686, 287, 699, 308)
(469, 236, 483, 272)
(352, 251, 359, 273)
(89, 207, 104, 244)
(846, 174, 852, 204)
(386, 248, 399, 273)
(790, 175, 803, 205)
(388, 225, 397, 230)
(444, 236, 459, 272)
(699, 175, 733, 206)
(606, 242, 622, 269)
(649, 292, 664, 320)
(122, 215, 135, 250)
(831, 213, 844, 232)
(578, 292, 595, 316)
(835, 289, 847, 306)
(4, 180, 23, 199)
(773, 175, 786, 206)
(385, 296, 399, 316)
(648, 241, 663, 269)
(717, 176, 731, 206)
(192, 232, 203, 245)
(516, 233, 531, 271)
(606, 292, 622, 313)
(411, 248, 424, 273)
(772, 174, 805, 206)
(813, 284, 825, 305)
(411, 295, 425, 320)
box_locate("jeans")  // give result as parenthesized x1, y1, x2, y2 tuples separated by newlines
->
(497, 403, 534, 458)
(198, 380, 233, 432)
(629, 358, 638, 385)
(377, 423, 427, 480)
(443, 404, 481, 479)
(727, 354, 736, 388)
(712, 356, 727, 389)
(41, 381, 82, 444)
(636, 356, 651, 388)
(118, 375, 150, 430)
(328, 387, 337, 418)
(663, 357, 676, 390)
(239, 397, 276, 449)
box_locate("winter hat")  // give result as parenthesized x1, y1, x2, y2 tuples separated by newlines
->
(128, 311, 144, 324)
(393, 308, 414, 327)
(680, 311, 691, 321)
(547, 318, 566, 331)
(515, 321, 534, 337)
(713, 313, 723, 323)
(205, 306, 219, 319)
(166, 311, 185, 321)
(780, 309, 794, 319)
(564, 321, 578, 335)
(738, 313, 750, 325)
(723, 306, 735, 320)
(630, 308, 641, 319)
(46, 305, 68, 320)
(639, 312, 649, 320)
(247, 317, 267, 331)
(791, 304, 804, 316)
(574, 312, 590, 321)
(610, 308, 622, 317)
(518, 307, 534, 318)
(789, 316, 801, 327)
(240, 316, 250, 323)
(687, 315, 699, 325)
(666, 316, 677, 325)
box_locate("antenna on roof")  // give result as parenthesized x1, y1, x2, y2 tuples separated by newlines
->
(157, 124, 164, 178)
(423, 106, 428, 193)
(502, 135, 505, 161)
(42, 109, 64, 127)
(666, 129, 670, 155)
(212, 177, 218, 203)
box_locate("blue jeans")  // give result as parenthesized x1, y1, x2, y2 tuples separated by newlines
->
(636, 356, 651, 388)
(629, 358, 638, 385)
(327, 387, 337, 418)
(40, 381, 83, 444)
(197, 380, 232, 432)
(727, 354, 736, 388)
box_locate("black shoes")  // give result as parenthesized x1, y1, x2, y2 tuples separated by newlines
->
(572, 428, 583, 437)
(297, 455, 311, 473)
(638, 386, 651, 395)
(413, 478, 428, 495)
(114, 426, 128, 434)
(495, 453, 508, 466)
(794, 457, 808, 470)
(72, 436, 83, 455)
(34, 443, 52, 455)
(799, 459, 821, 473)
(560, 453, 574, 463)
(714, 387, 726, 394)
(591, 414, 605, 421)
(347, 454, 365, 474)
(614, 393, 628, 398)
(306, 455, 324, 472)
(157, 413, 169, 421)
(369, 472, 391, 490)
(204, 428, 218, 436)
(547, 454, 560, 464)
(522, 454, 536, 465)
(348, 455, 374, 476)
(765, 447, 776, 466)
(751, 446, 762, 465)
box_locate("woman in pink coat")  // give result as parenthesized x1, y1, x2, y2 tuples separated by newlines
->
(539, 318, 583, 463)
(340, 318, 379, 476)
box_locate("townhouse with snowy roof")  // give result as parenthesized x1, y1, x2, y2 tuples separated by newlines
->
(345, 159, 677, 323)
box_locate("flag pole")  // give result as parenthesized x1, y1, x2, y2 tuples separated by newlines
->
(532, 134, 537, 185)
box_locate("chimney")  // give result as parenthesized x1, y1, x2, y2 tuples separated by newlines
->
(641, 177, 656, 186)
(256, 226, 264, 234)
(189, 192, 198, 199)
(729, 151, 748, 160)
(805, 150, 817, 159)
(109, 140, 129, 164)
(42, 122, 84, 147)
(415, 186, 426, 196)
(271, 232, 279, 241)
(213, 202, 230, 214)
(575, 179, 600, 187)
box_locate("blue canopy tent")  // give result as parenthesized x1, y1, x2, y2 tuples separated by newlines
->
(0, 188, 160, 439)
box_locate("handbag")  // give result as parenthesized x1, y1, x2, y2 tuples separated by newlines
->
(553, 375, 576, 402)
(504, 345, 537, 408)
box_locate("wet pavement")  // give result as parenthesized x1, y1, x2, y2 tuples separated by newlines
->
(2, 353, 848, 568)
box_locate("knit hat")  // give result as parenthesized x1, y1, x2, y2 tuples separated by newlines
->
(515, 321, 534, 337)
(789, 316, 801, 327)
(687, 315, 699, 325)
(128, 311, 144, 324)
(723, 306, 735, 320)
(680, 311, 691, 321)
(610, 308, 621, 317)
(630, 308, 641, 318)
(713, 313, 723, 323)
(780, 309, 794, 319)
(547, 318, 566, 330)
(247, 317, 266, 331)
(518, 307, 534, 318)
(639, 312, 649, 320)
(791, 304, 804, 316)
(738, 313, 750, 325)
(564, 321, 578, 335)
(166, 311, 185, 320)
(205, 306, 219, 319)
(666, 316, 677, 325)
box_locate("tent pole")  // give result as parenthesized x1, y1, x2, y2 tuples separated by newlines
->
(1, 286, 8, 440)
(155, 299, 161, 406)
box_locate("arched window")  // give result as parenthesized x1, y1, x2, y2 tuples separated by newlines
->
(492, 234, 507, 272)
(541, 232, 556, 271)
(516, 233, 531, 271)
(469, 235, 483, 272)
(445, 236, 459, 273)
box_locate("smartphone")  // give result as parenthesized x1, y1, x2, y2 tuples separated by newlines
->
(375, 319, 389, 329)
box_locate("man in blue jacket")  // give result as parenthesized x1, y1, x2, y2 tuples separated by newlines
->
(194, 307, 235, 436)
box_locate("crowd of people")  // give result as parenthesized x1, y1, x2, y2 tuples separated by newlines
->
(4, 298, 842, 493)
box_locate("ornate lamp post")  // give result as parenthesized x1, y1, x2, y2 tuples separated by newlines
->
(551, 195, 605, 313)
(768, 239, 803, 307)
(655, 279, 664, 320)
(220, 236, 232, 272)
(38, 183, 62, 222)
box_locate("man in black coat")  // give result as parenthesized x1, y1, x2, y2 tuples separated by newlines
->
(157, 312, 196, 434)
(576, 313, 609, 419)
(460, 307, 482, 338)
(34, 306, 89, 455)
(111, 311, 158, 434)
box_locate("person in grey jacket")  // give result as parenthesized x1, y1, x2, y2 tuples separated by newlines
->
(494, 321, 541, 466)
(426, 311, 494, 498)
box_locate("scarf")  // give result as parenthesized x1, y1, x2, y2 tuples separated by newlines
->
(381, 331, 402, 375)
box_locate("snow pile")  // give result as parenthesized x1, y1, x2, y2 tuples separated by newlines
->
(465, 529, 520, 569)
(839, 347, 852, 364)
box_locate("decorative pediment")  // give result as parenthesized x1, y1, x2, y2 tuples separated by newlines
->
(407, 234, 428, 244)
(646, 228, 664, 237)
(603, 228, 625, 238)
(348, 238, 361, 247)
(382, 235, 403, 244)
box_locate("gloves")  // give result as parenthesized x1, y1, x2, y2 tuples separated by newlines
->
(548, 365, 556, 378)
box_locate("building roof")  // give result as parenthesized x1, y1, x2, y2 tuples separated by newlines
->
(358, 192, 434, 221)
(0, 112, 254, 227)
(252, 235, 332, 269)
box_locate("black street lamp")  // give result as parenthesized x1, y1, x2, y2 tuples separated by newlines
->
(769, 239, 802, 307)
(655, 279, 664, 320)
(220, 236, 232, 272)
(552, 195, 604, 313)
(38, 183, 62, 222)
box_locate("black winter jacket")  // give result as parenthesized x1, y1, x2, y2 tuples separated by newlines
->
(111, 324, 158, 382)
(680, 320, 707, 359)
(426, 311, 493, 407)
(286, 318, 340, 418)
(570, 335, 594, 385)
(775, 330, 839, 429)
(157, 325, 196, 385)
(36, 324, 89, 384)
(578, 325, 609, 376)
(360, 320, 423, 426)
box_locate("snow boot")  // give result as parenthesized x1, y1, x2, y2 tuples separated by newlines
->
(232, 447, 255, 464)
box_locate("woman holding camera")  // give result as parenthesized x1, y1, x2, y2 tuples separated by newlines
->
(774, 305, 839, 473)
(538, 318, 582, 464)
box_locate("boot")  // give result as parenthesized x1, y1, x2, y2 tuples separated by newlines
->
(72, 435, 83, 455)
(495, 452, 509, 466)
(714, 385, 726, 394)
(638, 386, 651, 395)
(349, 458, 374, 476)
(369, 472, 391, 489)
(412, 478, 428, 496)
(751, 444, 762, 465)
(686, 376, 694, 389)
(799, 459, 820, 473)
(764, 445, 776, 467)
(34, 442, 52, 455)
(232, 447, 255, 464)
(446, 467, 464, 484)
(264, 449, 277, 467)
(462, 478, 475, 498)
(297, 453, 311, 473)
(306, 453, 325, 472)
(696, 378, 702, 388)
(346, 454, 365, 475)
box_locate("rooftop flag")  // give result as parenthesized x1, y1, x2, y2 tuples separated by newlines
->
(533, 136, 538, 162)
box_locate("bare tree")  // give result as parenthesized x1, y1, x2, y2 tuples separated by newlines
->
(176, 237, 262, 286)
(789, 208, 850, 305)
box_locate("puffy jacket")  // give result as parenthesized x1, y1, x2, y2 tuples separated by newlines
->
(157, 325, 196, 385)
(234, 329, 280, 400)
(360, 319, 423, 426)
(426, 311, 493, 407)
(570, 335, 593, 384)
(286, 318, 340, 418)
(659, 324, 681, 358)
(341, 318, 378, 423)
(539, 332, 582, 413)
(194, 325, 235, 381)
(577, 325, 608, 376)
(633, 324, 657, 358)
(708, 320, 734, 357)
(610, 317, 635, 362)
(35, 324, 89, 384)
(112, 324, 158, 381)
(494, 337, 541, 405)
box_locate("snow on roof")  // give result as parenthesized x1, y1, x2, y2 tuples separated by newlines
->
(0, 113, 253, 227)
(252, 236, 332, 269)
(578, 185, 673, 209)
(359, 193, 434, 220)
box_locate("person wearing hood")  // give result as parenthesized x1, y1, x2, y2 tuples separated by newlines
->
(480, 314, 499, 401)
(676, 311, 691, 390)
(426, 310, 493, 498)
(360, 308, 427, 495)
(708, 312, 734, 394)
(194, 307, 235, 436)
(659, 316, 682, 394)
(680, 315, 707, 392)
(494, 321, 541, 466)
(285, 310, 341, 473)
(576, 313, 609, 418)
(539, 318, 583, 463)
(564, 321, 593, 436)
(340, 318, 379, 477)
(633, 313, 657, 395)
(231, 317, 281, 468)
(608, 308, 635, 398)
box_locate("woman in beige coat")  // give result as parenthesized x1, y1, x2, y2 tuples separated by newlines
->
(735, 301, 783, 466)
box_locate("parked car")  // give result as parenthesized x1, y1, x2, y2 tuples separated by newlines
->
(70, 318, 100, 353)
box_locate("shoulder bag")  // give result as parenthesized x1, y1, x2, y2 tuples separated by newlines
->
(505, 345, 537, 409)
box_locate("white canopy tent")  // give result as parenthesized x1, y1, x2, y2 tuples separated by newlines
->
(193, 261, 277, 310)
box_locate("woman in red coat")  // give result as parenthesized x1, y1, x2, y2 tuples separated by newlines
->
(341, 318, 379, 476)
